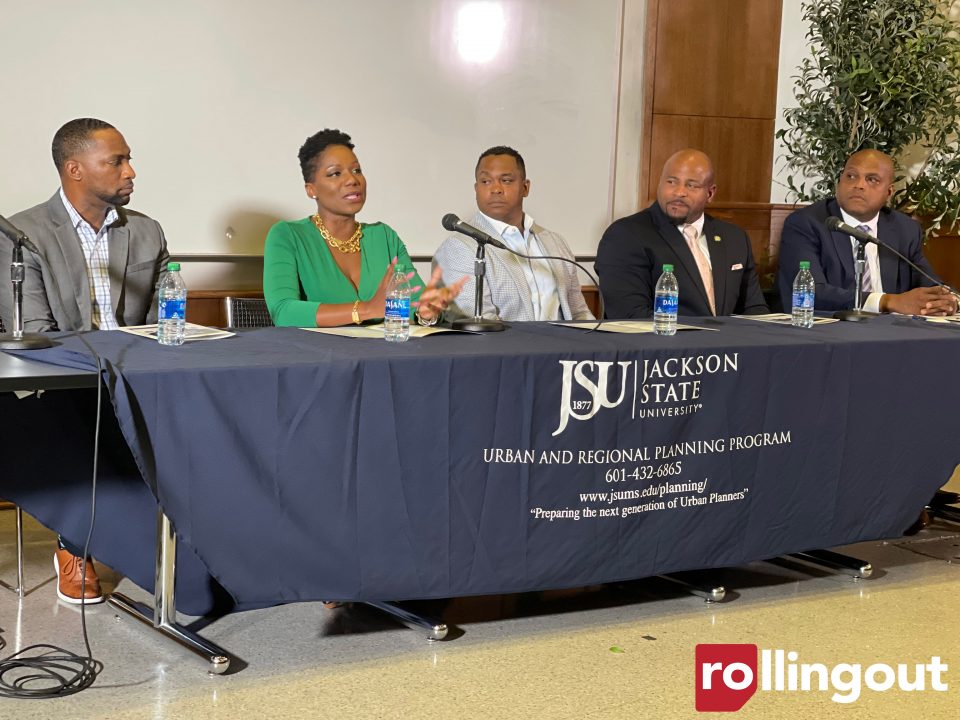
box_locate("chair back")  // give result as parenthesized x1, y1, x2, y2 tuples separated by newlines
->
(223, 297, 273, 328)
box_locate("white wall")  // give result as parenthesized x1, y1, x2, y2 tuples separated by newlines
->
(770, 0, 808, 204)
(1, 1, 645, 288)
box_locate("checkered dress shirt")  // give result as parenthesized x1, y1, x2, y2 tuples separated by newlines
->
(60, 189, 119, 330)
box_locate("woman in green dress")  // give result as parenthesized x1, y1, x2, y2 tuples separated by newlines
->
(264, 129, 465, 327)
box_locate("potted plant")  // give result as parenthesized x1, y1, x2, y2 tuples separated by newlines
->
(777, 0, 960, 235)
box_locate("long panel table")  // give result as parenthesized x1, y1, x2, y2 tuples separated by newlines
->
(2, 317, 958, 623)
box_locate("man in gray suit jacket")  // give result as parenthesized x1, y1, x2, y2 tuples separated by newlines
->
(433, 146, 593, 322)
(0, 118, 169, 604)
(0, 119, 170, 335)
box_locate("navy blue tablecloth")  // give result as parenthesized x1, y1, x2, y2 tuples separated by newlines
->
(2, 317, 958, 615)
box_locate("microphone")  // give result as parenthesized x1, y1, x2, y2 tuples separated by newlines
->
(825, 216, 960, 298)
(0, 214, 41, 256)
(440, 213, 606, 331)
(441, 213, 508, 250)
(825, 216, 873, 243)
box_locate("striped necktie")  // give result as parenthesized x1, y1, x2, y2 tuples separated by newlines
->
(857, 224, 873, 292)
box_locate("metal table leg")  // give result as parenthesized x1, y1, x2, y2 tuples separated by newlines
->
(787, 549, 873, 579)
(658, 573, 727, 603)
(108, 508, 231, 674)
(15, 506, 24, 599)
(364, 601, 449, 641)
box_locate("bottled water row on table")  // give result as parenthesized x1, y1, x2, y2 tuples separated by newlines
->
(651, 260, 816, 334)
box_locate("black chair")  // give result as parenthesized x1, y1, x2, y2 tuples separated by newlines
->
(223, 297, 273, 329)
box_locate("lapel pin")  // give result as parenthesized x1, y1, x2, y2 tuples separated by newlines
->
(713, 235, 721, 243)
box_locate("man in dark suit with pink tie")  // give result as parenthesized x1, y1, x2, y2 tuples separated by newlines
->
(596, 149, 768, 318)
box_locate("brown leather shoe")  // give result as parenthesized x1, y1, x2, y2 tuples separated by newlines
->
(54, 549, 104, 604)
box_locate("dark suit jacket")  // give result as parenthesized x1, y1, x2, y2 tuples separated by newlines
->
(596, 202, 768, 318)
(776, 198, 939, 311)
(0, 192, 170, 332)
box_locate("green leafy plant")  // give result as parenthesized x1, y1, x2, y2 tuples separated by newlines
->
(777, 0, 960, 234)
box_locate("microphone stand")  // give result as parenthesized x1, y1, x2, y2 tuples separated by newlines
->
(0, 236, 54, 349)
(451, 242, 506, 332)
(834, 241, 877, 322)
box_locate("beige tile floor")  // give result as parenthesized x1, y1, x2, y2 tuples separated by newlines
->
(1, 474, 959, 719)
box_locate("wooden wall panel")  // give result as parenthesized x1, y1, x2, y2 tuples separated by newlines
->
(648, 115, 775, 203)
(641, 0, 782, 208)
(704, 203, 798, 289)
(186, 290, 264, 328)
(653, 0, 782, 118)
(923, 235, 960, 292)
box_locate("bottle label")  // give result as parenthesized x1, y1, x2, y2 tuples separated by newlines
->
(159, 298, 185, 321)
(654, 294, 678, 315)
(792, 291, 814, 310)
(385, 297, 410, 320)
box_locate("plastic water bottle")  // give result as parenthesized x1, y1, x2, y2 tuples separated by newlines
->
(653, 264, 679, 336)
(157, 262, 187, 346)
(791, 260, 815, 328)
(384, 265, 411, 342)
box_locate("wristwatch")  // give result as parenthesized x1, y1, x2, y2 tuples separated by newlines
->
(352, 300, 361, 325)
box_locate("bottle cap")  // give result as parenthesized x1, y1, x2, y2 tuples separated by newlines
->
(167, 262, 181, 272)
(799, 261, 810, 270)
(663, 264, 674, 272)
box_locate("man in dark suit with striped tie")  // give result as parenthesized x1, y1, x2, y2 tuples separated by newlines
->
(777, 149, 957, 316)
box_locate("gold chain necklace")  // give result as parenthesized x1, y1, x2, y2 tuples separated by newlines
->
(311, 214, 363, 253)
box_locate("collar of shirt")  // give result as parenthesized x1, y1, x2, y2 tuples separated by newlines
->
(677, 214, 711, 269)
(59, 188, 118, 239)
(839, 207, 879, 237)
(478, 210, 534, 251)
(677, 214, 705, 240)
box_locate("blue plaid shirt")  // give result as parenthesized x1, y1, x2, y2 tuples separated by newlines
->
(59, 189, 119, 330)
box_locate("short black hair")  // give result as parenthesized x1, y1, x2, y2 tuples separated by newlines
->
(52, 118, 116, 172)
(476, 145, 526, 178)
(299, 129, 355, 182)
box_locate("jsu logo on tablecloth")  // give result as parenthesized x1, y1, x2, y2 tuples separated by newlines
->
(553, 360, 633, 436)
(553, 354, 739, 436)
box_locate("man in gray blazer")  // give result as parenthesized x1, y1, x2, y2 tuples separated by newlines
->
(433, 146, 593, 322)
(0, 118, 170, 335)
(0, 118, 169, 604)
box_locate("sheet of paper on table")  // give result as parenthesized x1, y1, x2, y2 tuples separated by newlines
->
(119, 323, 236, 341)
(303, 324, 463, 339)
(732, 313, 839, 325)
(550, 320, 716, 333)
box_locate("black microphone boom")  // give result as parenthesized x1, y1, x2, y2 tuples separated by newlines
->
(441, 213, 508, 250)
(825, 215, 960, 297)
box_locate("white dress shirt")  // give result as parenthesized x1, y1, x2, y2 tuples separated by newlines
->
(839, 207, 883, 313)
(60, 188, 119, 330)
(479, 210, 561, 321)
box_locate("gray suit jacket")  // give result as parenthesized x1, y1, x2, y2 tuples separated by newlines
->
(0, 192, 170, 332)
(433, 212, 594, 322)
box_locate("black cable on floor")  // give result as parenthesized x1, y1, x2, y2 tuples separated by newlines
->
(0, 333, 105, 698)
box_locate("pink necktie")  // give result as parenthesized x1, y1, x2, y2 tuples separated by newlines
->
(857, 224, 873, 292)
(682, 224, 716, 316)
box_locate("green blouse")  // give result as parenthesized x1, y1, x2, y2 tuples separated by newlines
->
(263, 218, 424, 327)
